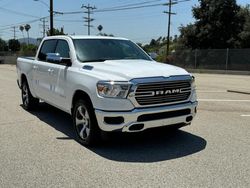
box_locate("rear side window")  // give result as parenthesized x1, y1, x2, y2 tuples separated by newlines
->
(38, 40, 57, 61)
(55, 40, 70, 58)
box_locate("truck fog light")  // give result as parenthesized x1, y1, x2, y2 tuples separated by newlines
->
(104, 117, 124, 125)
(186, 116, 193, 122)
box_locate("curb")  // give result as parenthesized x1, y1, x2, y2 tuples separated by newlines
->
(187, 69, 250, 76)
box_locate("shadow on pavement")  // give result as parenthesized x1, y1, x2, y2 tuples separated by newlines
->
(24, 103, 207, 163)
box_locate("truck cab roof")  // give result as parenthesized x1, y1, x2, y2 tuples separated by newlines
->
(43, 35, 129, 41)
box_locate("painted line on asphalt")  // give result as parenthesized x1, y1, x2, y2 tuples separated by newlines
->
(198, 99, 250, 102)
(197, 90, 226, 93)
(241, 115, 250, 117)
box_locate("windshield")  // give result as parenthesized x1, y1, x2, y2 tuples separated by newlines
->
(73, 39, 152, 62)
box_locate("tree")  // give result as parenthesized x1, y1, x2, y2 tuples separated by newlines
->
(47, 27, 65, 36)
(24, 24, 31, 45)
(20, 43, 37, 56)
(99, 33, 114, 37)
(136, 43, 143, 48)
(8, 39, 21, 52)
(178, 24, 198, 49)
(149, 39, 157, 46)
(238, 5, 250, 48)
(19, 25, 25, 38)
(179, 0, 244, 49)
(97, 25, 103, 35)
(0, 38, 8, 51)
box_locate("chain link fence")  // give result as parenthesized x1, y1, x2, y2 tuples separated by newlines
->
(1, 49, 250, 71)
(170, 49, 250, 71)
(0, 52, 18, 65)
(0, 51, 36, 64)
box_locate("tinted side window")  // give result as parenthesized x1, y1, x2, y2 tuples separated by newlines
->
(38, 40, 57, 61)
(55, 40, 70, 58)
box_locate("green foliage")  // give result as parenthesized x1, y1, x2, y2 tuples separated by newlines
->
(178, 24, 197, 49)
(238, 5, 250, 48)
(179, 0, 245, 49)
(0, 38, 8, 51)
(99, 33, 114, 37)
(142, 37, 177, 62)
(19, 44, 37, 56)
(47, 28, 66, 36)
(8, 39, 21, 52)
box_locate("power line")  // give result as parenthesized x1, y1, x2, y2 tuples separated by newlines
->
(0, 6, 40, 18)
(82, 4, 96, 35)
(95, 3, 164, 13)
(55, 19, 83, 23)
(0, 16, 49, 30)
(62, 3, 164, 15)
(99, 0, 163, 10)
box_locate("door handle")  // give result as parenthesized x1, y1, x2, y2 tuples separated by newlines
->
(48, 68, 54, 74)
(33, 65, 38, 70)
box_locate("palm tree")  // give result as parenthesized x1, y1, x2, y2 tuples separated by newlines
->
(19, 25, 25, 39)
(24, 24, 31, 45)
(97, 25, 103, 35)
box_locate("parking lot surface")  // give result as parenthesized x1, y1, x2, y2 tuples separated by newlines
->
(0, 65, 249, 187)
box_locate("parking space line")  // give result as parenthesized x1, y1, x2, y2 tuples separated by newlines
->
(241, 115, 250, 117)
(198, 99, 250, 102)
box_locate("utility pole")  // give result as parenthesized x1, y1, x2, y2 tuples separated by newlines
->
(82, 4, 96, 35)
(50, 0, 54, 36)
(11, 26, 17, 40)
(163, 0, 190, 58)
(40, 18, 48, 38)
(163, 0, 175, 57)
(166, 0, 172, 56)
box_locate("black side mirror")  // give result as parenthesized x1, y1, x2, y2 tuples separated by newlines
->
(60, 58, 72, 67)
(46, 53, 72, 67)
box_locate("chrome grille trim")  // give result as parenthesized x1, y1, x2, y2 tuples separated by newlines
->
(128, 76, 192, 107)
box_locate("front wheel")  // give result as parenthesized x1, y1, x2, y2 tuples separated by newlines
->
(72, 100, 100, 146)
(21, 80, 39, 110)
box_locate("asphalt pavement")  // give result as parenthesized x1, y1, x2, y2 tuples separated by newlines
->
(0, 64, 249, 188)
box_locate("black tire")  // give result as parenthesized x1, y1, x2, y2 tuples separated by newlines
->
(72, 99, 101, 146)
(21, 80, 39, 110)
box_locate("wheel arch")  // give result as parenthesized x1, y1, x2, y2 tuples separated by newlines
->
(71, 90, 94, 115)
(20, 73, 27, 86)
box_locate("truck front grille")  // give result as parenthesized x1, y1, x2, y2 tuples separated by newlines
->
(135, 81, 191, 106)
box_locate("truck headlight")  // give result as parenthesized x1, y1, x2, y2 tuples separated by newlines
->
(190, 75, 197, 102)
(97, 81, 131, 98)
(191, 75, 196, 89)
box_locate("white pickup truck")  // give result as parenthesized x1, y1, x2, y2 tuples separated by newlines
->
(17, 35, 198, 145)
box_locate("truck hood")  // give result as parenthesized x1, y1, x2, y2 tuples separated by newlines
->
(82, 60, 190, 81)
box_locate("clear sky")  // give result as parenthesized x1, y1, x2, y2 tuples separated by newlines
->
(0, 0, 249, 44)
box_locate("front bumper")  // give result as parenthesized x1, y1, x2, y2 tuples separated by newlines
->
(95, 101, 198, 132)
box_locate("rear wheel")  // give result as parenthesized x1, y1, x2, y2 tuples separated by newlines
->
(73, 100, 100, 146)
(21, 80, 39, 110)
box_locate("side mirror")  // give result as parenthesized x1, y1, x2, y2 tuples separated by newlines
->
(46, 53, 72, 67)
